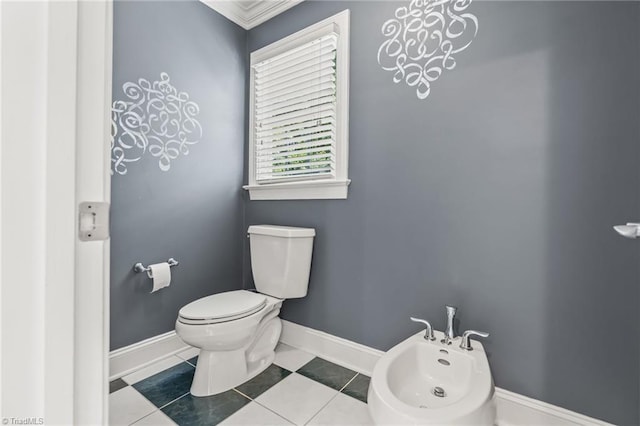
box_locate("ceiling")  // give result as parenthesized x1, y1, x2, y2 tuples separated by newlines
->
(200, 0, 304, 29)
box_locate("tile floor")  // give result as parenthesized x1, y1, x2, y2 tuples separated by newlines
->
(109, 343, 372, 425)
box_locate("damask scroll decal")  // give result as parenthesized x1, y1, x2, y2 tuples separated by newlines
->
(111, 73, 202, 175)
(377, 0, 478, 100)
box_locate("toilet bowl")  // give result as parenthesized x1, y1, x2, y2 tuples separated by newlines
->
(175, 225, 315, 397)
(368, 330, 496, 425)
(176, 290, 283, 396)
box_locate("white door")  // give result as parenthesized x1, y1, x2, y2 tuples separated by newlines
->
(0, 1, 112, 423)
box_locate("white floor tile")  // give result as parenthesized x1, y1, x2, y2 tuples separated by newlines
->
(176, 347, 199, 362)
(132, 410, 177, 425)
(307, 393, 373, 425)
(122, 356, 185, 385)
(109, 386, 156, 425)
(255, 373, 337, 426)
(273, 343, 315, 372)
(220, 401, 292, 425)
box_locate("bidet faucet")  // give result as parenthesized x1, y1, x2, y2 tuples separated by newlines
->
(459, 330, 490, 351)
(410, 317, 435, 341)
(443, 305, 457, 345)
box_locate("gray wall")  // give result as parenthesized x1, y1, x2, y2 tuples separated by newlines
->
(111, 0, 246, 350)
(244, 2, 640, 424)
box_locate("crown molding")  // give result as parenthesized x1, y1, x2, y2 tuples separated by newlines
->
(201, 0, 305, 30)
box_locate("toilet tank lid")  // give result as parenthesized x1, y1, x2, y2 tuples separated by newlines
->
(248, 225, 315, 238)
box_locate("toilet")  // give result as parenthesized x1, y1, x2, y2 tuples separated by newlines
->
(175, 225, 315, 397)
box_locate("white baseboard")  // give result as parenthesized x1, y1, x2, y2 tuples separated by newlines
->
(280, 319, 383, 376)
(494, 387, 612, 426)
(109, 331, 189, 381)
(280, 320, 613, 426)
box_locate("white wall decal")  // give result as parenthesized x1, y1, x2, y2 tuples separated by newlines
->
(377, 0, 478, 100)
(111, 72, 202, 175)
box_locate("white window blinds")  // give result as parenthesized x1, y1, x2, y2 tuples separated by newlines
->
(253, 33, 338, 183)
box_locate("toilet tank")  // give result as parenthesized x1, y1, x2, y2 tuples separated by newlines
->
(248, 225, 315, 299)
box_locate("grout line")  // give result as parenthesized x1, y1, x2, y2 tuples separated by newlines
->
(245, 373, 311, 425)
(157, 392, 190, 411)
(252, 400, 296, 425)
(339, 373, 359, 393)
(303, 372, 363, 425)
(121, 387, 163, 425)
(233, 385, 295, 425)
(303, 389, 341, 426)
(229, 367, 300, 422)
(233, 388, 253, 401)
(128, 408, 160, 426)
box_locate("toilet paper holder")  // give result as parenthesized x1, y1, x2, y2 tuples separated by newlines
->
(133, 258, 179, 273)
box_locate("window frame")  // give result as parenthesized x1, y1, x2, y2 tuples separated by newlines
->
(244, 10, 350, 200)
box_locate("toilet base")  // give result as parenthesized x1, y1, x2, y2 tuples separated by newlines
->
(190, 316, 282, 397)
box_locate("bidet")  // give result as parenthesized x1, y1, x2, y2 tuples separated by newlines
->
(368, 321, 496, 425)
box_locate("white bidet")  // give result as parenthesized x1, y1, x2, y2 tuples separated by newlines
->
(368, 330, 496, 425)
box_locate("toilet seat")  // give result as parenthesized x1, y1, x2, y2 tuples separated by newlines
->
(178, 290, 267, 325)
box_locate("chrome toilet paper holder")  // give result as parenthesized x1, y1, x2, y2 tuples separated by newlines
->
(133, 258, 179, 273)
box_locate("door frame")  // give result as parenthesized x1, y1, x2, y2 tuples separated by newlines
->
(74, 1, 113, 424)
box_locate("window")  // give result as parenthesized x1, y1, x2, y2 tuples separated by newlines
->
(244, 10, 350, 200)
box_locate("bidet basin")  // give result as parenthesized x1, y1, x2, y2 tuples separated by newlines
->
(368, 330, 496, 425)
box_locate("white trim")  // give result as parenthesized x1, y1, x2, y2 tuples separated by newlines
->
(1, 1, 52, 420)
(246, 10, 350, 201)
(0, 2, 80, 422)
(243, 179, 351, 200)
(494, 388, 613, 426)
(279, 320, 614, 426)
(200, 0, 304, 30)
(74, 1, 112, 424)
(109, 331, 190, 381)
(200, 0, 248, 28)
(45, 2, 79, 422)
(0, 1, 3, 417)
(280, 320, 382, 375)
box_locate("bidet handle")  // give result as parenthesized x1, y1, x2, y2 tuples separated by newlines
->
(410, 317, 436, 341)
(459, 330, 489, 351)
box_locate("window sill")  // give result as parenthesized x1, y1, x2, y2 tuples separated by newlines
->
(243, 179, 351, 200)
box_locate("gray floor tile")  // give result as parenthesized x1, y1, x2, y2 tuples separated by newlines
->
(133, 362, 195, 408)
(187, 356, 197, 366)
(297, 357, 358, 391)
(341, 374, 370, 403)
(162, 390, 250, 425)
(235, 364, 291, 399)
(110, 378, 128, 394)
